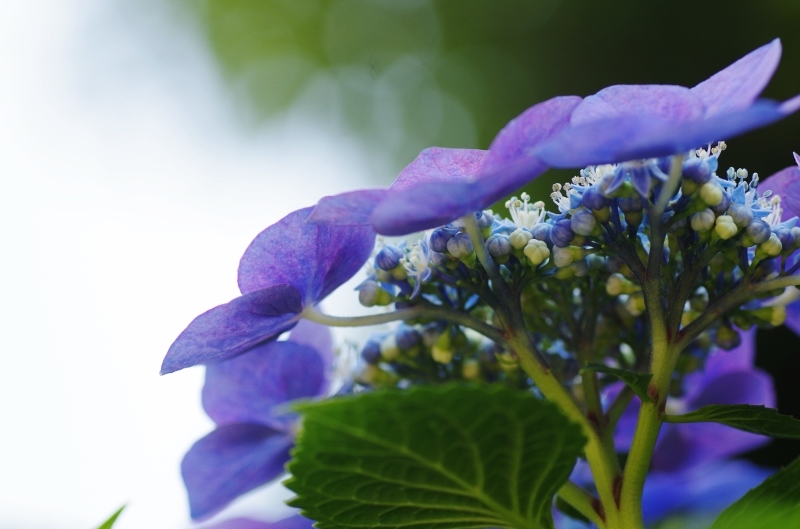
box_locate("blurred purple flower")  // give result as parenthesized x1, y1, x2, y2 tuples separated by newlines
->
(536, 39, 800, 167)
(308, 96, 582, 236)
(758, 154, 800, 335)
(161, 207, 374, 374)
(614, 329, 775, 472)
(181, 320, 332, 520)
(204, 514, 313, 529)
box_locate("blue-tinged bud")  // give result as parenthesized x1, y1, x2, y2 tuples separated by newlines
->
(447, 232, 474, 258)
(551, 219, 575, 247)
(714, 326, 741, 351)
(572, 258, 589, 277)
(571, 208, 597, 236)
(358, 280, 391, 307)
(429, 250, 450, 267)
(531, 223, 553, 246)
(710, 191, 731, 215)
(745, 219, 771, 245)
(683, 157, 717, 184)
(361, 339, 382, 364)
(486, 234, 512, 260)
(582, 186, 610, 210)
(690, 209, 716, 232)
(476, 211, 493, 229)
(375, 245, 404, 271)
(728, 203, 753, 228)
(617, 195, 643, 213)
(430, 226, 459, 253)
(395, 324, 421, 350)
(775, 228, 796, 253)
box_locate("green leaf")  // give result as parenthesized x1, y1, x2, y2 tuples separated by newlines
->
(96, 506, 125, 529)
(710, 456, 800, 529)
(664, 405, 800, 438)
(581, 363, 653, 402)
(286, 384, 586, 529)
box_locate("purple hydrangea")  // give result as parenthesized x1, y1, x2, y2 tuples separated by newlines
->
(161, 207, 374, 374)
(181, 320, 332, 519)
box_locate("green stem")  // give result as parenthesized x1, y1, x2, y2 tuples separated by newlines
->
(302, 305, 505, 344)
(557, 481, 606, 529)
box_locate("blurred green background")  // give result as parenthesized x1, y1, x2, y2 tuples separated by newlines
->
(171, 0, 800, 466)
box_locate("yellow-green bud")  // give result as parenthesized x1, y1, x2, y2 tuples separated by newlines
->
(625, 293, 645, 316)
(699, 182, 724, 206)
(606, 273, 638, 296)
(462, 359, 481, 380)
(380, 335, 401, 361)
(509, 228, 532, 250)
(757, 233, 783, 258)
(714, 215, 738, 240)
(523, 239, 550, 266)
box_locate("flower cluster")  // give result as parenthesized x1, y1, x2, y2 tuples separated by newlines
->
(164, 39, 800, 528)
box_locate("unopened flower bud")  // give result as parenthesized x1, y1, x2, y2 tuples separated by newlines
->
(571, 208, 597, 236)
(380, 335, 401, 361)
(618, 195, 644, 213)
(358, 280, 391, 307)
(361, 340, 382, 364)
(699, 182, 724, 206)
(714, 325, 741, 350)
(714, 215, 738, 240)
(727, 203, 753, 228)
(744, 219, 771, 246)
(682, 156, 717, 184)
(582, 186, 610, 210)
(476, 210, 493, 229)
(552, 246, 575, 268)
(758, 233, 783, 258)
(430, 226, 459, 253)
(710, 191, 731, 215)
(606, 273, 637, 296)
(775, 228, 796, 253)
(531, 223, 553, 245)
(551, 219, 575, 247)
(432, 331, 453, 364)
(691, 208, 716, 232)
(486, 234, 512, 262)
(572, 259, 590, 277)
(447, 232, 474, 258)
(375, 245, 404, 271)
(523, 239, 550, 266)
(462, 359, 481, 380)
(509, 228, 532, 250)
(396, 325, 421, 350)
(625, 293, 645, 316)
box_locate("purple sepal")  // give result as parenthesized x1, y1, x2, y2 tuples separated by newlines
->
(205, 515, 314, 529)
(182, 423, 294, 520)
(202, 339, 328, 429)
(760, 165, 800, 220)
(536, 100, 796, 167)
(288, 318, 334, 368)
(692, 39, 782, 117)
(238, 207, 375, 302)
(161, 288, 301, 374)
(570, 85, 704, 125)
(641, 459, 772, 526)
(307, 189, 388, 226)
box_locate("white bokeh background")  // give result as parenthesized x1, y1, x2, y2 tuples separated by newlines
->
(0, 1, 385, 527)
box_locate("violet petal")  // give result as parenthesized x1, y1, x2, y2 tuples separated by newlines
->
(288, 318, 334, 369)
(306, 189, 388, 226)
(182, 423, 294, 520)
(571, 85, 704, 125)
(536, 99, 796, 167)
(161, 287, 302, 374)
(202, 340, 328, 429)
(692, 39, 783, 117)
(238, 207, 376, 302)
(760, 165, 800, 219)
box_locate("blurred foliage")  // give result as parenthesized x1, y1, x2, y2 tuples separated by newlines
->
(172, 0, 800, 465)
(177, 0, 800, 191)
